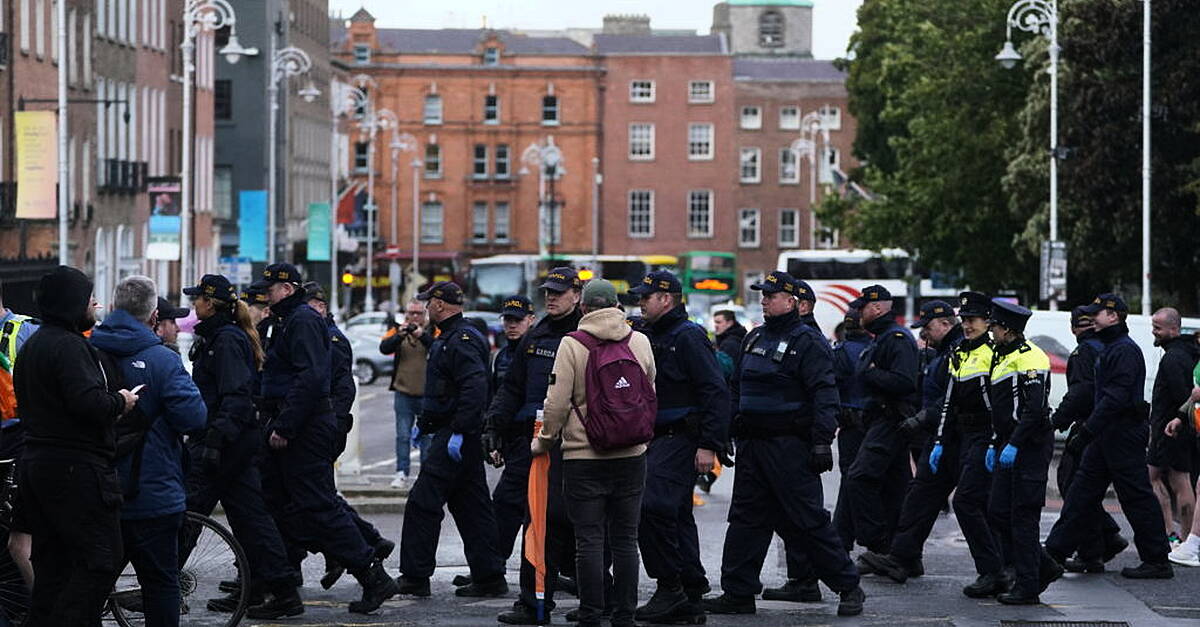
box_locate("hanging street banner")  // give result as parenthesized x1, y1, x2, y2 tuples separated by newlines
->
(146, 179, 182, 260)
(15, 111, 57, 219)
(307, 202, 331, 261)
(238, 190, 268, 262)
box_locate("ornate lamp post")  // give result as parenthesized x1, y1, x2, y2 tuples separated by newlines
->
(267, 44, 320, 263)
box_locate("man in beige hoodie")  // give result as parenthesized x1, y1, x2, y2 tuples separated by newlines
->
(532, 279, 655, 627)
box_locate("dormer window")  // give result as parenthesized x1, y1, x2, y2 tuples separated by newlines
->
(759, 11, 784, 47)
(483, 46, 500, 66)
(353, 43, 371, 64)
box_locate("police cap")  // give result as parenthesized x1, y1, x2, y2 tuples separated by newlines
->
(500, 294, 534, 319)
(241, 286, 270, 306)
(156, 297, 190, 320)
(988, 298, 1032, 334)
(182, 274, 238, 303)
(1080, 292, 1129, 316)
(849, 284, 892, 309)
(258, 263, 303, 286)
(910, 299, 954, 329)
(957, 291, 992, 319)
(302, 281, 327, 303)
(1070, 305, 1093, 328)
(540, 267, 582, 293)
(750, 271, 809, 299)
(628, 270, 682, 296)
(417, 281, 465, 305)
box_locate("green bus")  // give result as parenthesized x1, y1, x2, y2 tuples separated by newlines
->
(680, 251, 738, 303)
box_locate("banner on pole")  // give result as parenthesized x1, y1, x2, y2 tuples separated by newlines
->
(307, 202, 331, 261)
(146, 179, 182, 260)
(238, 190, 268, 262)
(15, 111, 58, 219)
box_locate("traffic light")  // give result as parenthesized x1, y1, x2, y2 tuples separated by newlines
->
(341, 272, 355, 285)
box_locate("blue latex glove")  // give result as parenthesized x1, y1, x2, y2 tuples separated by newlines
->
(928, 443, 943, 475)
(984, 445, 996, 473)
(447, 433, 463, 462)
(999, 443, 1018, 469)
(410, 424, 422, 449)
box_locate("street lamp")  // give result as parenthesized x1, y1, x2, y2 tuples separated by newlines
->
(328, 80, 367, 318)
(267, 44, 318, 264)
(180, 0, 258, 298)
(997, 0, 1061, 309)
(790, 109, 829, 246)
(520, 137, 565, 260)
(383, 119, 416, 312)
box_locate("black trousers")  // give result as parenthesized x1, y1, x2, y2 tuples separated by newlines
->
(845, 419, 911, 553)
(988, 435, 1054, 597)
(19, 459, 123, 627)
(1055, 430, 1123, 560)
(832, 425, 864, 551)
(1046, 420, 1169, 565)
(720, 436, 859, 598)
(493, 430, 534, 561)
(890, 432, 1002, 576)
(399, 427, 505, 581)
(639, 432, 708, 590)
(261, 414, 374, 573)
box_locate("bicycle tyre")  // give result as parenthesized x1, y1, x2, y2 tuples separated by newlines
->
(108, 511, 250, 627)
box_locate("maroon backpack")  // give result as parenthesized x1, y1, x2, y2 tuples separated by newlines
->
(567, 330, 657, 451)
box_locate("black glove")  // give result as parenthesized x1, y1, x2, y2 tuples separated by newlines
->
(202, 429, 224, 474)
(718, 442, 735, 469)
(1064, 423, 1095, 457)
(809, 444, 834, 474)
(1051, 410, 1074, 433)
(730, 414, 744, 439)
(337, 413, 354, 435)
(899, 409, 927, 434)
(481, 429, 505, 468)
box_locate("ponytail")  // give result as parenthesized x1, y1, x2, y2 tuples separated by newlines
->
(231, 300, 266, 370)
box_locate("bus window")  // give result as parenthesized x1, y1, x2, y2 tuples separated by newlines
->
(785, 256, 907, 281)
(467, 263, 526, 312)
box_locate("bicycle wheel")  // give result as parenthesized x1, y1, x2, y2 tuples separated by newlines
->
(109, 511, 250, 627)
(0, 459, 29, 624)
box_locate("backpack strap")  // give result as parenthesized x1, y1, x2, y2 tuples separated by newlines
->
(567, 330, 599, 351)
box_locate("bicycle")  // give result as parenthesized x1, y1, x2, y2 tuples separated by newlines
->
(0, 459, 251, 627)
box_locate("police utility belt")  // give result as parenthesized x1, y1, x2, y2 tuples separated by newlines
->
(734, 415, 814, 440)
(254, 396, 332, 424)
(654, 407, 700, 438)
(952, 411, 991, 433)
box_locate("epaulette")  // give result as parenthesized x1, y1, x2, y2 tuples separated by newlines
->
(1019, 344, 1031, 353)
(894, 332, 905, 338)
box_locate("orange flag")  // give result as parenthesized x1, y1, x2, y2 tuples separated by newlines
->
(524, 416, 550, 619)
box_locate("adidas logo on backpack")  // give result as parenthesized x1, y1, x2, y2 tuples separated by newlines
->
(614, 376, 631, 389)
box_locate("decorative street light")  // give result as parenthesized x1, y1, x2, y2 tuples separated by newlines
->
(790, 109, 829, 246)
(386, 127, 417, 312)
(520, 138, 565, 260)
(180, 0, 257, 298)
(267, 43, 319, 264)
(997, 0, 1062, 309)
(328, 81, 367, 318)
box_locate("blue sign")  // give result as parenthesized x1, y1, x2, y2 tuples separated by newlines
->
(307, 202, 331, 261)
(238, 190, 267, 262)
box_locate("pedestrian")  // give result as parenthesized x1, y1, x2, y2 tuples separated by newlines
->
(255, 264, 398, 614)
(983, 299, 1060, 605)
(181, 273, 304, 618)
(628, 270, 729, 624)
(90, 276, 208, 627)
(302, 282, 396, 592)
(397, 281, 507, 598)
(534, 278, 655, 627)
(1146, 308, 1199, 544)
(153, 297, 186, 353)
(380, 298, 432, 489)
(844, 285, 918, 561)
(712, 309, 746, 363)
(831, 308, 870, 553)
(0, 278, 40, 600)
(1164, 353, 1200, 566)
(864, 293, 1005, 598)
(13, 266, 140, 625)
(1045, 294, 1173, 585)
(492, 295, 536, 397)
(485, 273, 584, 625)
(1049, 306, 1128, 573)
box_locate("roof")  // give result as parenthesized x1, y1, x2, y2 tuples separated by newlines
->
(728, 0, 814, 6)
(349, 8, 374, 23)
(733, 58, 845, 82)
(374, 29, 589, 55)
(593, 34, 727, 55)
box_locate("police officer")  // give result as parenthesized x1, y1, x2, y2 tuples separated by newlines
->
(301, 282, 395, 590)
(1044, 294, 1173, 585)
(845, 285, 919, 558)
(628, 270, 729, 624)
(242, 285, 271, 327)
(1050, 307, 1127, 572)
(398, 281, 507, 598)
(703, 271, 865, 618)
(255, 264, 398, 613)
(492, 295, 536, 397)
(865, 293, 1006, 597)
(983, 298, 1060, 605)
(831, 308, 871, 553)
(485, 271, 583, 625)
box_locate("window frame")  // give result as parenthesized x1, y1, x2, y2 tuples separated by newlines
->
(541, 95, 559, 126)
(627, 189, 654, 238)
(471, 202, 489, 244)
(740, 105, 762, 130)
(628, 123, 655, 161)
(423, 143, 442, 179)
(494, 144, 510, 179)
(688, 80, 714, 104)
(779, 208, 800, 247)
(779, 105, 800, 130)
(353, 43, 370, 64)
(629, 79, 655, 103)
(472, 144, 489, 179)
(739, 208, 761, 248)
(687, 123, 714, 161)
(493, 201, 510, 243)
(353, 141, 368, 173)
(819, 104, 843, 130)
(739, 147, 762, 184)
(779, 147, 799, 184)
(686, 189, 714, 238)
(482, 46, 500, 66)
(423, 94, 443, 125)
(420, 201, 444, 244)
(483, 94, 499, 124)
(759, 10, 785, 48)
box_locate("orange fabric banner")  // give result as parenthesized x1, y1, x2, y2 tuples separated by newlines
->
(524, 419, 549, 607)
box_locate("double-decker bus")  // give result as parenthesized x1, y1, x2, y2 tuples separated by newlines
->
(466, 254, 677, 313)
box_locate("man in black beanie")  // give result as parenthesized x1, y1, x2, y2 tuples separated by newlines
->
(14, 266, 140, 624)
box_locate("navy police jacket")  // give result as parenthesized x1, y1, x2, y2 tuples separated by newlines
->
(190, 311, 258, 442)
(1086, 322, 1147, 435)
(327, 317, 356, 420)
(645, 305, 729, 452)
(422, 313, 490, 434)
(858, 315, 920, 418)
(259, 291, 332, 438)
(486, 307, 582, 432)
(833, 330, 871, 412)
(1052, 331, 1102, 427)
(732, 309, 839, 445)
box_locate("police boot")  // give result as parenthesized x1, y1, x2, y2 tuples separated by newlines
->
(700, 592, 755, 615)
(962, 572, 1011, 599)
(374, 537, 396, 561)
(996, 591, 1041, 605)
(1120, 561, 1173, 579)
(859, 552, 916, 584)
(207, 589, 263, 613)
(349, 561, 400, 614)
(454, 574, 508, 597)
(320, 556, 346, 590)
(246, 588, 305, 619)
(684, 580, 710, 603)
(837, 585, 866, 617)
(218, 578, 241, 594)
(497, 601, 552, 625)
(565, 605, 613, 622)
(396, 574, 431, 597)
(855, 553, 879, 576)
(1039, 552, 1066, 592)
(1103, 533, 1130, 562)
(761, 578, 821, 602)
(637, 582, 703, 624)
(557, 573, 579, 597)
(452, 574, 472, 587)
(1063, 554, 1104, 574)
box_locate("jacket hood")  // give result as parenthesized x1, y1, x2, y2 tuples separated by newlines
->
(37, 265, 94, 332)
(1164, 334, 1200, 359)
(91, 308, 162, 357)
(578, 307, 632, 342)
(718, 322, 747, 343)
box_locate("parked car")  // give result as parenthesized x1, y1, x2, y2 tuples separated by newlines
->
(349, 332, 393, 386)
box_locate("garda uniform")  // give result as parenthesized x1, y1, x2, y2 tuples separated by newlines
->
(630, 271, 730, 621)
(845, 285, 919, 555)
(399, 281, 506, 594)
(706, 271, 863, 617)
(831, 310, 872, 552)
(1045, 294, 1171, 583)
(983, 299, 1058, 604)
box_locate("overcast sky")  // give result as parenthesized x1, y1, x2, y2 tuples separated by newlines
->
(330, 0, 865, 59)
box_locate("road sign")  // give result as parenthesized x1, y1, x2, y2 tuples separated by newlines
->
(219, 256, 254, 286)
(1039, 240, 1068, 302)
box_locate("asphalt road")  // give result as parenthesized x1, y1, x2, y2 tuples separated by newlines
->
(179, 381, 1200, 626)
